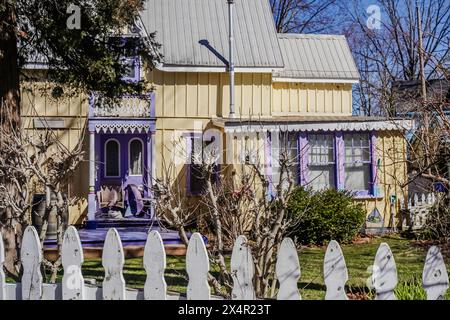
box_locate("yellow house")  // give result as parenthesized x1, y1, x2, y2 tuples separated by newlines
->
(21, 0, 411, 233)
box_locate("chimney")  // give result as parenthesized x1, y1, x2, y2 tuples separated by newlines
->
(227, 0, 236, 118)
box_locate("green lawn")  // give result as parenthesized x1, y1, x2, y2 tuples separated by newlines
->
(76, 235, 450, 300)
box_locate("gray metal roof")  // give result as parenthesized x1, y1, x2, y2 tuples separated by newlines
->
(274, 34, 360, 81)
(140, 0, 284, 70)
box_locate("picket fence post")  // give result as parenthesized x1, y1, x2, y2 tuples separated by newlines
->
(230, 235, 255, 300)
(144, 230, 167, 300)
(276, 237, 301, 300)
(186, 233, 210, 300)
(0, 234, 6, 300)
(102, 228, 126, 300)
(422, 246, 449, 300)
(372, 243, 398, 300)
(324, 240, 348, 300)
(21, 226, 43, 300)
(62, 226, 85, 300)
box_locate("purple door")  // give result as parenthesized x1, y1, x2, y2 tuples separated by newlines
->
(98, 134, 148, 190)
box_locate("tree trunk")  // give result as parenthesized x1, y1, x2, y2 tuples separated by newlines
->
(0, 0, 21, 133)
(0, 1, 22, 277)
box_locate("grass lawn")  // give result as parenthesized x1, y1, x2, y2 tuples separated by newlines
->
(76, 234, 450, 300)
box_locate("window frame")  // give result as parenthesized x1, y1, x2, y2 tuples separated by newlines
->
(186, 133, 220, 196)
(128, 138, 144, 176)
(307, 132, 337, 190)
(343, 132, 373, 196)
(104, 138, 121, 178)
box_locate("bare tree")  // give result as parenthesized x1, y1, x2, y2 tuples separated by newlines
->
(270, 0, 340, 33)
(151, 129, 311, 298)
(0, 109, 85, 280)
(343, 0, 449, 115)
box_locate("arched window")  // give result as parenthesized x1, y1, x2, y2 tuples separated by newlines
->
(105, 139, 120, 177)
(129, 138, 143, 175)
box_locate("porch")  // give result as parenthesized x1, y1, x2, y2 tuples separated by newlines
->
(87, 93, 156, 228)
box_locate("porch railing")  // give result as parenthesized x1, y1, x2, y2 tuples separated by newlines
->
(89, 93, 154, 118)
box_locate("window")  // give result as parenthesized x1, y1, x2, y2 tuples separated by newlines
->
(271, 132, 299, 187)
(308, 134, 335, 190)
(129, 139, 143, 175)
(121, 57, 139, 82)
(105, 139, 120, 177)
(344, 133, 371, 192)
(188, 135, 218, 195)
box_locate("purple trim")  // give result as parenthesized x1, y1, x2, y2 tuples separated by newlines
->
(342, 132, 372, 194)
(298, 132, 308, 186)
(98, 133, 149, 188)
(370, 131, 381, 197)
(335, 132, 345, 190)
(185, 133, 220, 196)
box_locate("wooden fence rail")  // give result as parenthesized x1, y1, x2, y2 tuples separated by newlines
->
(0, 226, 448, 300)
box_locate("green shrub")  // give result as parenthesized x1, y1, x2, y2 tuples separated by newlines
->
(287, 187, 366, 245)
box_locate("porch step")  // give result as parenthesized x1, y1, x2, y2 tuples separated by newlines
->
(95, 218, 154, 228)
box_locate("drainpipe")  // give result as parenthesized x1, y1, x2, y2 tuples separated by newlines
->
(227, 0, 236, 118)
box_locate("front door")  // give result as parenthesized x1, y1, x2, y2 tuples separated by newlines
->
(98, 134, 148, 190)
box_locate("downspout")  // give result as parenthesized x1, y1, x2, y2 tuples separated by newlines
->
(227, 0, 236, 118)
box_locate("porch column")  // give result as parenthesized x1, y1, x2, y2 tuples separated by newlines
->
(147, 131, 156, 219)
(87, 130, 97, 224)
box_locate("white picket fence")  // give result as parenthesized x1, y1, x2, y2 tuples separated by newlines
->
(401, 193, 437, 230)
(0, 225, 448, 300)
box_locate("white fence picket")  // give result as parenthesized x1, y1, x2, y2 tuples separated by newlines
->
(186, 233, 210, 300)
(422, 246, 449, 300)
(62, 226, 85, 300)
(372, 243, 398, 300)
(276, 238, 301, 300)
(102, 228, 126, 300)
(144, 230, 167, 300)
(323, 240, 348, 300)
(230, 235, 255, 300)
(0, 235, 5, 300)
(0, 226, 447, 301)
(21, 226, 43, 300)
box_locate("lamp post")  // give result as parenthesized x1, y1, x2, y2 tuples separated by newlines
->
(227, 0, 235, 118)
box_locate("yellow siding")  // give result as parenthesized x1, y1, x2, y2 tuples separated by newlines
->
(21, 69, 404, 227)
(354, 131, 408, 227)
(21, 82, 89, 225)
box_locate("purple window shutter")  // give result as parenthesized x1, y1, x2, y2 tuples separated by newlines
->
(299, 132, 308, 186)
(335, 132, 345, 190)
(370, 131, 380, 196)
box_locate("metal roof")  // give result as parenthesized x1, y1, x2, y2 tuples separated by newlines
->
(140, 0, 284, 71)
(273, 34, 360, 82)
